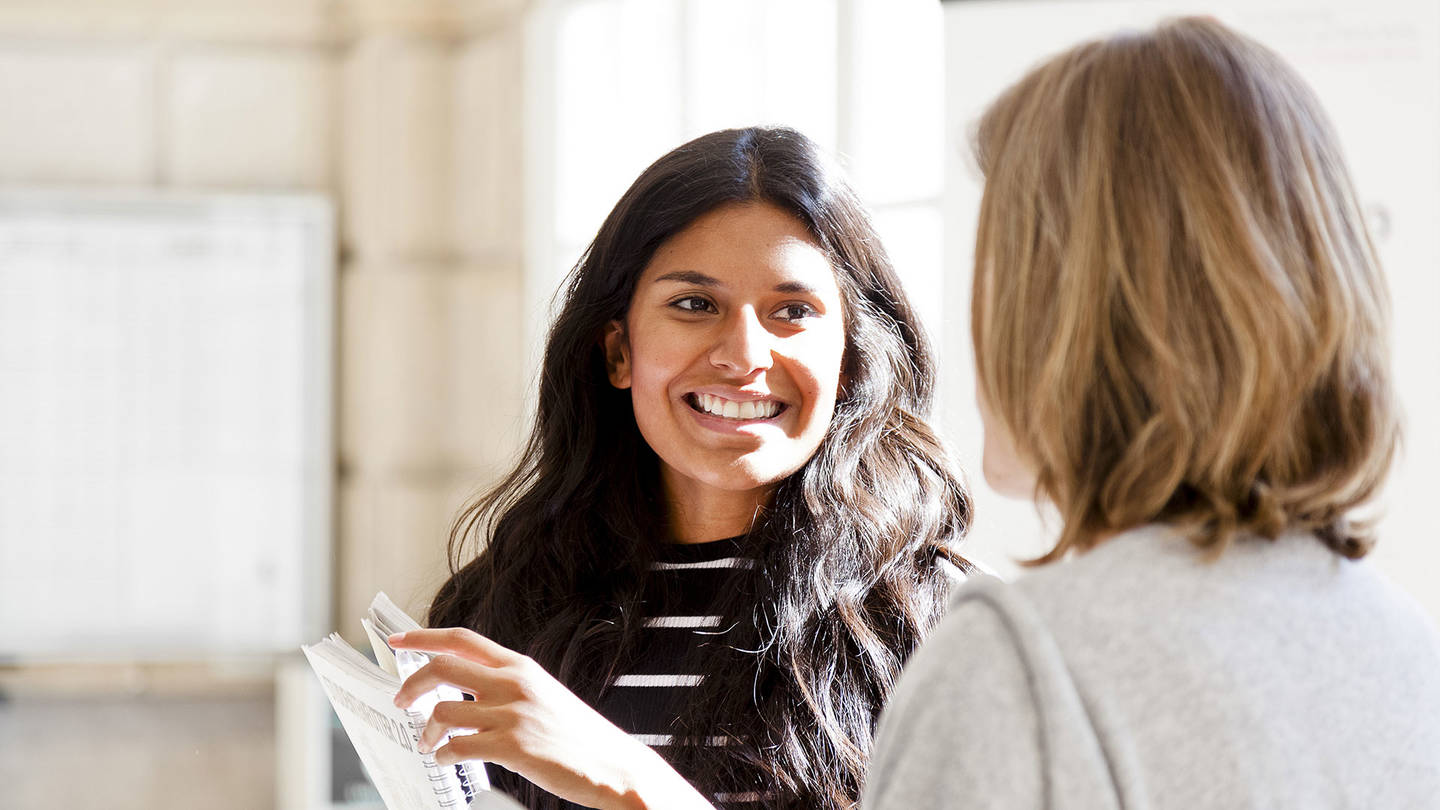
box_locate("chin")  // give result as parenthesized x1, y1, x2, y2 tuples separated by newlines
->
(982, 460, 1035, 500)
(711, 457, 808, 494)
(706, 470, 787, 494)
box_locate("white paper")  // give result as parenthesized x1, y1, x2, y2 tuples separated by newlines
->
(302, 635, 471, 810)
(304, 592, 510, 809)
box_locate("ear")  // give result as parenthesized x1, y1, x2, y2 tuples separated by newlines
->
(602, 320, 632, 389)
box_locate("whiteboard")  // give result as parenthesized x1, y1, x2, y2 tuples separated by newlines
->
(940, 0, 1440, 621)
(0, 190, 334, 658)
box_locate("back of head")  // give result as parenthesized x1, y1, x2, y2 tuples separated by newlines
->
(970, 17, 1397, 561)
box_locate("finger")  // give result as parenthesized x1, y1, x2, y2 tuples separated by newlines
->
(393, 654, 495, 709)
(431, 728, 502, 767)
(388, 627, 519, 666)
(419, 699, 495, 753)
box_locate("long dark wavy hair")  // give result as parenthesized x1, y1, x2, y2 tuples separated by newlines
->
(429, 126, 971, 809)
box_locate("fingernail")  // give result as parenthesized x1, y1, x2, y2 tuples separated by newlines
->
(388, 632, 406, 643)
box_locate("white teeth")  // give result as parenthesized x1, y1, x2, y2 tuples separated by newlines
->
(695, 393, 780, 420)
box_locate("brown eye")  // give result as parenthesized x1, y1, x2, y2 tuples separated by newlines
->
(671, 296, 717, 314)
(775, 303, 818, 322)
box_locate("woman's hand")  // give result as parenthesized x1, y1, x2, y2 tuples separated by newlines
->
(389, 627, 714, 810)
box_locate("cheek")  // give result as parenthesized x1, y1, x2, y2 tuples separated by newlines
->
(792, 328, 847, 421)
(623, 331, 692, 423)
(982, 441, 1025, 496)
(979, 409, 1037, 499)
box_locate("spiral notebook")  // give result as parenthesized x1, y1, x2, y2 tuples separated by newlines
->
(302, 592, 521, 810)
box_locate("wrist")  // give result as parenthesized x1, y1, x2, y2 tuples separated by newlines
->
(602, 742, 713, 810)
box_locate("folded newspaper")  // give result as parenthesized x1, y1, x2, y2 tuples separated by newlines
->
(302, 592, 523, 810)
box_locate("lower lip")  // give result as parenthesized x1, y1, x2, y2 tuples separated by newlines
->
(685, 402, 787, 434)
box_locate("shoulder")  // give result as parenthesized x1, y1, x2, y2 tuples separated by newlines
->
(901, 577, 1045, 707)
(864, 579, 1046, 809)
(865, 561, 1162, 810)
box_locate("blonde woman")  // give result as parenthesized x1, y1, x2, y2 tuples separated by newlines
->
(864, 17, 1440, 809)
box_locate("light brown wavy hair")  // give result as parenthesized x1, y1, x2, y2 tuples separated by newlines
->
(971, 17, 1398, 562)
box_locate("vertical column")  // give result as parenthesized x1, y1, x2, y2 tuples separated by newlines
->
(451, 21, 526, 482)
(337, 4, 527, 634)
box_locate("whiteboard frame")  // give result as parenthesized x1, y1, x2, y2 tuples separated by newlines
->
(0, 187, 335, 659)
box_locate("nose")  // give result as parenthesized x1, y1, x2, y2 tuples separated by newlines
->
(709, 306, 774, 375)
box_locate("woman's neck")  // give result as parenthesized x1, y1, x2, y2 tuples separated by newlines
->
(661, 475, 773, 544)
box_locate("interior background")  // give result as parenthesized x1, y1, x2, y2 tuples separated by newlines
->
(0, 1, 1432, 808)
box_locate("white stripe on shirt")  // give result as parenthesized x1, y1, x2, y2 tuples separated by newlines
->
(713, 791, 769, 803)
(651, 557, 757, 571)
(611, 674, 705, 687)
(631, 733, 734, 747)
(643, 615, 723, 628)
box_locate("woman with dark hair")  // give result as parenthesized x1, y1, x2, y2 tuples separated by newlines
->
(388, 126, 972, 809)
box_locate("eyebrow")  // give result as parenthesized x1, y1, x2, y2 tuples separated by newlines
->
(653, 270, 721, 287)
(652, 270, 820, 296)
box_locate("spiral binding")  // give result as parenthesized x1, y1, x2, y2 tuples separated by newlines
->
(406, 712, 466, 808)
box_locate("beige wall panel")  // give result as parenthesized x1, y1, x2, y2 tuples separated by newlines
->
(340, 263, 453, 473)
(166, 48, 336, 189)
(0, 695, 273, 810)
(0, 1, 334, 44)
(338, 475, 478, 640)
(453, 27, 523, 260)
(0, 44, 154, 184)
(340, 36, 453, 258)
(446, 264, 526, 474)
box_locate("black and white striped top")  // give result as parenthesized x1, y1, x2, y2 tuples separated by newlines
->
(593, 535, 771, 808)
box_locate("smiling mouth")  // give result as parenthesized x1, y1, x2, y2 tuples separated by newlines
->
(686, 393, 787, 421)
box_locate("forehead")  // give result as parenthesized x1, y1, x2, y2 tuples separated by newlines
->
(638, 202, 840, 295)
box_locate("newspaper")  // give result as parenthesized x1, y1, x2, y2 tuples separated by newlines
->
(302, 592, 522, 810)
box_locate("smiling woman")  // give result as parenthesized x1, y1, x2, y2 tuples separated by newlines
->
(392, 126, 974, 810)
(603, 202, 846, 541)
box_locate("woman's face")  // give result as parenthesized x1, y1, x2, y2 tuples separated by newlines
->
(604, 201, 847, 513)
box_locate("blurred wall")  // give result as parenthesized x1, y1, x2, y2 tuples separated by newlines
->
(0, 1, 527, 807)
(332, 1, 527, 641)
